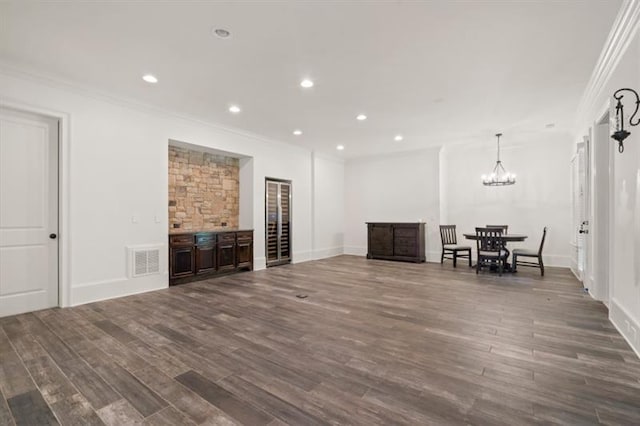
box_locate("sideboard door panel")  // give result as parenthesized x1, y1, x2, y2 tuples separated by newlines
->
(369, 224, 393, 257)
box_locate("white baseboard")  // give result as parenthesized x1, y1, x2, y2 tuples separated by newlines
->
(71, 274, 168, 306)
(426, 251, 441, 263)
(292, 250, 313, 264)
(344, 246, 367, 256)
(610, 298, 640, 359)
(543, 254, 571, 268)
(312, 246, 344, 260)
(254, 257, 267, 271)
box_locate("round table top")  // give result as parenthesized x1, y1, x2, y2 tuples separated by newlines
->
(463, 233, 527, 242)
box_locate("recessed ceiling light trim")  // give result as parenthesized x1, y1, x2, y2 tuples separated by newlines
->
(293, 130, 302, 136)
(142, 74, 158, 84)
(394, 135, 404, 141)
(356, 114, 367, 121)
(228, 105, 241, 114)
(336, 145, 345, 150)
(213, 28, 231, 39)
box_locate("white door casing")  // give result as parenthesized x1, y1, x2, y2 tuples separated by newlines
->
(0, 108, 59, 317)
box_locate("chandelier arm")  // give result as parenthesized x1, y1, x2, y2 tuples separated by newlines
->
(613, 88, 640, 126)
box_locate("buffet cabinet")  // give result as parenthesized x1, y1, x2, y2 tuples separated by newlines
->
(366, 222, 425, 263)
(169, 230, 253, 285)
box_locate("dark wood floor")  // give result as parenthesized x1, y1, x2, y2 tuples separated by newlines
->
(1, 255, 640, 425)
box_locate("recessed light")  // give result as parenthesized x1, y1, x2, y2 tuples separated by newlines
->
(356, 114, 367, 121)
(336, 145, 345, 150)
(228, 105, 241, 114)
(142, 74, 158, 84)
(213, 28, 231, 39)
(300, 79, 314, 88)
(394, 135, 403, 141)
(293, 130, 302, 136)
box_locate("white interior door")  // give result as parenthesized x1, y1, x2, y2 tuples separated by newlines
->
(570, 142, 588, 282)
(0, 108, 59, 317)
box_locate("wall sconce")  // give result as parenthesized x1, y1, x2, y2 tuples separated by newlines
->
(611, 88, 640, 153)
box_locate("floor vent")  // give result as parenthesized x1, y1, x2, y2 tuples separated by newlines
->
(128, 246, 161, 278)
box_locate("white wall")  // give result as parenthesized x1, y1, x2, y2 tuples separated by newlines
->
(344, 148, 441, 261)
(575, 9, 640, 355)
(441, 134, 573, 267)
(0, 71, 343, 307)
(312, 153, 345, 259)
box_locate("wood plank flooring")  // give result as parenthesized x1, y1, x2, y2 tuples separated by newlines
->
(1, 255, 640, 425)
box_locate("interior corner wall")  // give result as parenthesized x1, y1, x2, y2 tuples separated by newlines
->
(312, 153, 345, 259)
(0, 71, 331, 306)
(575, 25, 640, 355)
(344, 148, 442, 261)
(440, 134, 573, 267)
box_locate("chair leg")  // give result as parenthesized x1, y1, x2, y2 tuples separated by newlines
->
(476, 257, 480, 274)
(468, 249, 472, 267)
(498, 258, 503, 276)
(512, 254, 517, 272)
(540, 256, 544, 276)
(441, 251, 444, 264)
(453, 251, 457, 268)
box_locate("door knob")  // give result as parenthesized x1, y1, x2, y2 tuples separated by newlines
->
(49, 233, 57, 239)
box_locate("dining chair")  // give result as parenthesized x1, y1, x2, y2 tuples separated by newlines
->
(439, 225, 472, 267)
(475, 227, 508, 276)
(486, 225, 508, 234)
(512, 227, 547, 276)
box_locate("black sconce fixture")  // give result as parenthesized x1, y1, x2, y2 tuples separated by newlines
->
(611, 88, 640, 153)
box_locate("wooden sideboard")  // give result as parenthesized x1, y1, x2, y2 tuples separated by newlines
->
(169, 230, 253, 285)
(366, 222, 425, 263)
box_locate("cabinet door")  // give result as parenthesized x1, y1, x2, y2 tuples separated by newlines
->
(170, 247, 195, 278)
(369, 224, 393, 257)
(217, 242, 236, 271)
(196, 245, 216, 273)
(236, 240, 253, 269)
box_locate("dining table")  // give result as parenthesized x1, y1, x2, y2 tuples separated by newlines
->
(463, 233, 528, 272)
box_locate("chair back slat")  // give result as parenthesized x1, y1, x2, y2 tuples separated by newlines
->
(439, 225, 457, 246)
(476, 227, 504, 253)
(538, 227, 548, 255)
(486, 225, 508, 234)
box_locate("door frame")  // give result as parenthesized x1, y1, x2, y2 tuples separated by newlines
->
(1, 99, 71, 308)
(583, 100, 613, 305)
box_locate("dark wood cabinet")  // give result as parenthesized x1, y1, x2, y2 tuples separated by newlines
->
(169, 230, 253, 285)
(217, 240, 236, 272)
(170, 246, 195, 278)
(366, 222, 425, 263)
(236, 231, 253, 269)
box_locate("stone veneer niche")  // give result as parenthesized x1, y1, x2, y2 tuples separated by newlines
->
(168, 146, 239, 231)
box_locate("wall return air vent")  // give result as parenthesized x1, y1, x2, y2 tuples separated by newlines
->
(128, 246, 161, 278)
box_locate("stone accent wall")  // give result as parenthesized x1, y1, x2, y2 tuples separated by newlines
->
(168, 146, 239, 231)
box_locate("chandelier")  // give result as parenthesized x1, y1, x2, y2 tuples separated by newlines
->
(482, 133, 516, 186)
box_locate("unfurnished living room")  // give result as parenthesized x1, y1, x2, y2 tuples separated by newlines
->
(1, 1, 640, 425)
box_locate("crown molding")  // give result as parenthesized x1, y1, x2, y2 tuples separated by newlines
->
(576, 0, 640, 122)
(0, 62, 310, 155)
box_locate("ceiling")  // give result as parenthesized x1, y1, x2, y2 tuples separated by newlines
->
(0, 1, 621, 158)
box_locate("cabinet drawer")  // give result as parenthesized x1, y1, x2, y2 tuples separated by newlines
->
(195, 233, 216, 245)
(218, 232, 236, 242)
(170, 234, 194, 246)
(236, 231, 253, 241)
